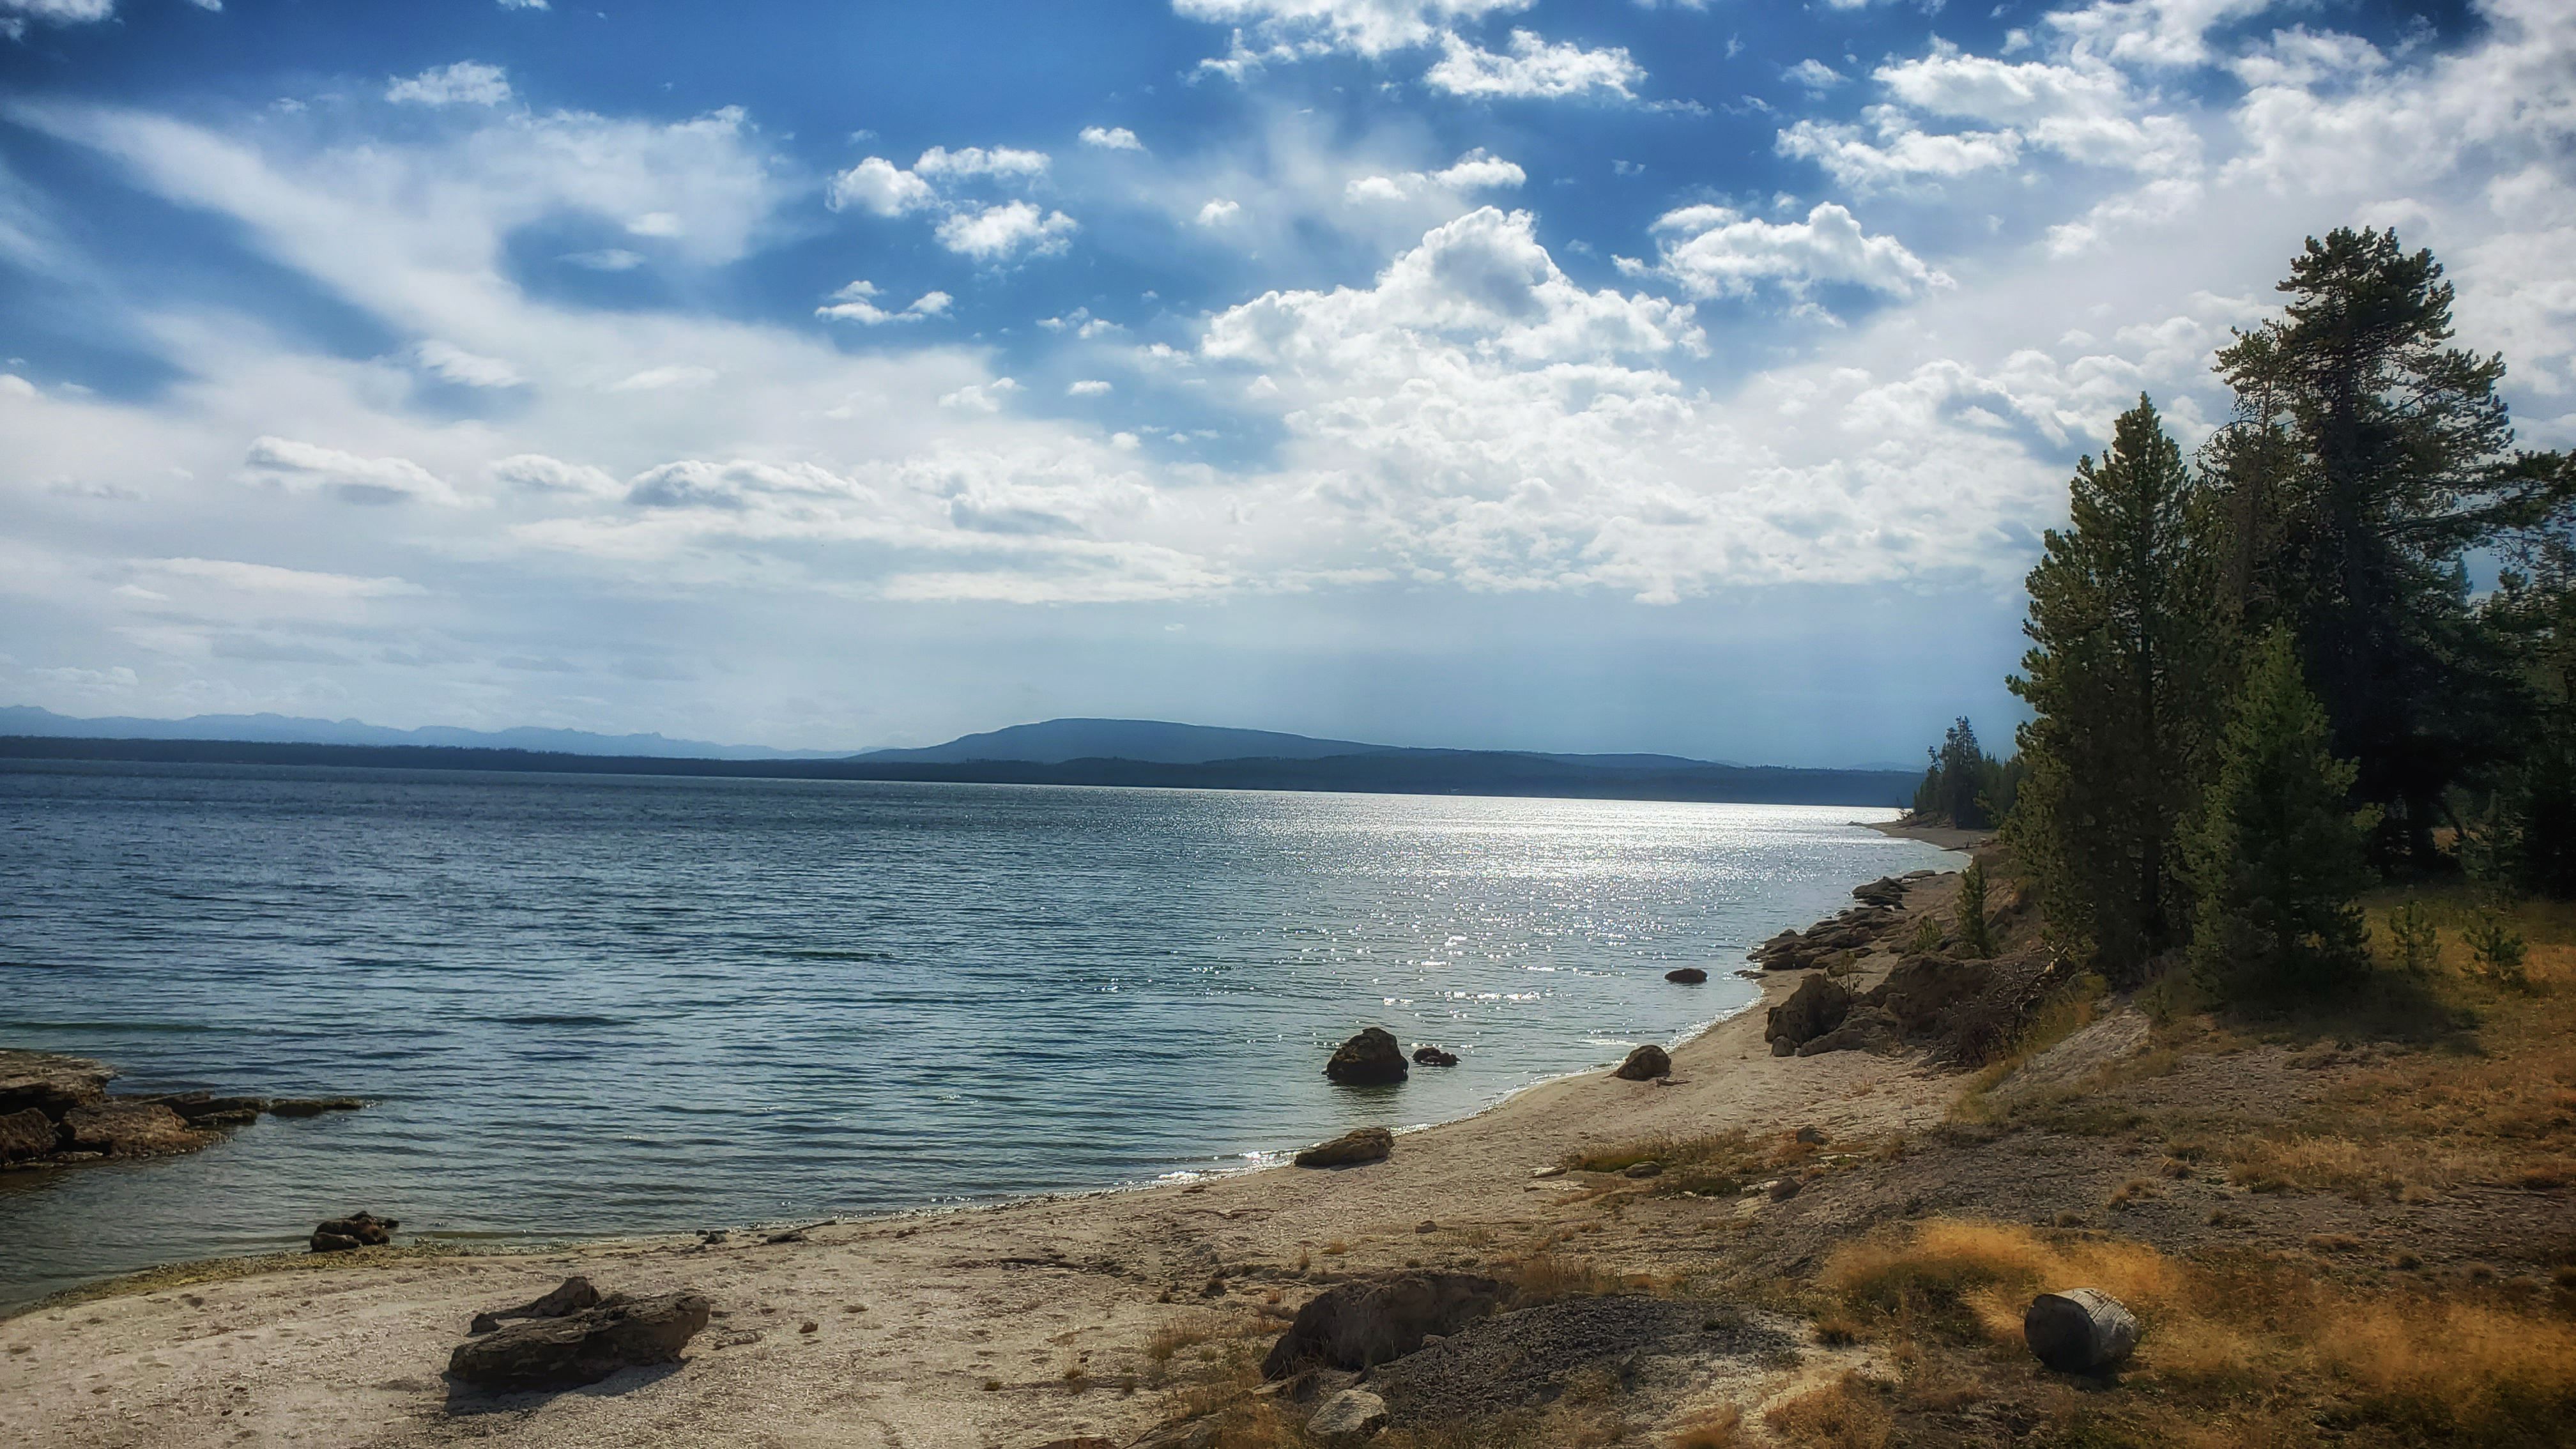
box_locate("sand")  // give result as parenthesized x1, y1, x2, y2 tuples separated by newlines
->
(0, 928, 1959, 1448)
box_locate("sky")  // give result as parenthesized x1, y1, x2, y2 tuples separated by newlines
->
(0, 0, 2570, 764)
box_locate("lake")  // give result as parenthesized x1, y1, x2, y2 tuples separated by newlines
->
(0, 761, 1949, 1307)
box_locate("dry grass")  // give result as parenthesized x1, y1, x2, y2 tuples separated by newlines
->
(1663, 1404, 1742, 1448)
(1763, 1373, 1893, 1449)
(1558, 1127, 1869, 1200)
(1818, 1217, 2576, 1446)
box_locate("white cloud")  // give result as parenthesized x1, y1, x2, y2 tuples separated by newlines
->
(938, 378, 1024, 412)
(1079, 125, 1144, 151)
(413, 340, 523, 388)
(1172, 0, 1533, 57)
(1433, 148, 1526, 188)
(150, 557, 425, 598)
(385, 61, 513, 108)
(935, 200, 1077, 260)
(827, 156, 938, 215)
(1347, 148, 1528, 203)
(2046, 0, 2273, 69)
(0, 0, 116, 27)
(1068, 379, 1114, 396)
(1196, 197, 1243, 226)
(1425, 29, 1644, 100)
(913, 144, 1050, 180)
(239, 437, 474, 507)
(815, 280, 953, 325)
(609, 365, 719, 391)
(1776, 112, 2022, 188)
(1785, 59, 1846, 93)
(500, 0, 548, 9)
(1633, 203, 1949, 301)
(489, 454, 621, 496)
(562, 248, 643, 270)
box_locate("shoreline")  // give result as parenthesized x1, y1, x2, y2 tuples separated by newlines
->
(0, 864, 1967, 1448)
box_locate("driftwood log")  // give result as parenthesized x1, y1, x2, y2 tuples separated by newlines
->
(2023, 1288, 2139, 1372)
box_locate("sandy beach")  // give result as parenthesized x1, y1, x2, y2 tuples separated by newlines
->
(0, 879, 1964, 1449)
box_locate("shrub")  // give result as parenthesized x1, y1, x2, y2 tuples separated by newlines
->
(2387, 900, 2444, 976)
(2465, 912, 2531, 990)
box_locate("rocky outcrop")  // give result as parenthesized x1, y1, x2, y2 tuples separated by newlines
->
(470, 1276, 601, 1335)
(1324, 1029, 1408, 1085)
(1262, 1272, 1509, 1378)
(446, 1291, 711, 1392)
(62, 1101, 211, 1157)
(1294, 1127, 1393, 1169)
(0, 1107, 59, 1163)
(1410, 1047, 1459, 1068)
(1765, 974, 1850, 1056)
(1611, 1045, 1671, 1081)
(1852, 876, 1910, 909)
(0, 1048, 363, 1171)
(1795, 1005, 1903, 1056)
(310, 1211, 398, 1252)
(1663, 968, 1708, 984)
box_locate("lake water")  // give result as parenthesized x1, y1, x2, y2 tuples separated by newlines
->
(0, 762, 1947, 1308)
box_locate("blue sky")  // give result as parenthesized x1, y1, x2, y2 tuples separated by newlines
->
(1, 0, 2568, 762)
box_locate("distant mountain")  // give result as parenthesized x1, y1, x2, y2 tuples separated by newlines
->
(856, 717, 1742, 770)
(0, 706, 846, 760)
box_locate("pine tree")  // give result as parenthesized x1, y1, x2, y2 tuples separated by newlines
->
(2187, 631, 2377, 997)
(2208, 227, 2567, 870)
(2009, 395, 2228, 984)
(2473, 542, 2576, 897)
(1913, 718, 2010, 829)
(1956, 859, 1995, 960)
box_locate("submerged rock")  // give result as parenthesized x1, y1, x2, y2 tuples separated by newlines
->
(1611, 1045, 1671, 1081)
(1324, 1028, 1409, 1085)
(1294, 1127, 1393, 1169)
(268, 1097, 366, 1119)
(153, 1094, 272, 1127)
(1410, 1046, 1459, 1068)
(1262, 1272, 1508, 1378)
(311, 1211, 398, 1253)
(446, 1291, 711, 1392)
(1664, 967, 1709, 984)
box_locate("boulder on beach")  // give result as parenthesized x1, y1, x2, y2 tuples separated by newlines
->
(1324, 1028, 1409, 1085)
(1261, 1271, 1508, 1378)
(311, 1211, 399, 1253)
(470, 1275, 602, 1335)
(61, 1101, 211, 1158)
(1308, 1387, 1392, 1441)
(1611, 1044, 1671, 1081)
(1664, 967, 1708, 984)
(1851, 876, 1908, 909)
(1410, 1046, 1459, 1068)
(1796, 1005, 1902, 1057)
(1766, 974, 1851, 1057)
(1294, 1127, 1393, 1169)
(446, 1291, 712, 1392)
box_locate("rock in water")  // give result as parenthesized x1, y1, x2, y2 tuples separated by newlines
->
(1664, 967, 1708, 984)
(0, 1050, 112, 1119)
(1765, 974, 1851, 1056)
(447, 1291, 712, 1391)
(0, 1107, 60, 1163)
(310, 1211, 398, 1252)
(1262, 1273, 1508, 1378)
(1308, 1387, 1391, 1440)
(1325, 1028, 1409, 1085)
(2024, 1288, 2139, 1373)
(470, 1275, 602, 1334)
(61, 1101, 211, 1157)
(1294, 1127, 1393, 1169)
(1410, 1046, 1459, 1067)
(1611, 1044, 1671, 1080)
(266, 1097, 365, 1118)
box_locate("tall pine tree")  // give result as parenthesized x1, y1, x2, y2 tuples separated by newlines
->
(2187, 630, 2375, 997)
(2009, 396, 2227, 985)
(2208, 227, 2566, 870)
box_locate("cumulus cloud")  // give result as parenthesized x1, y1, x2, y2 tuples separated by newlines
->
(1172, 0, 1533, 57)
(936, 200, 1077, 260)
(1195, 197, 1243, 226)
(1425, 30, 1643, 100)
(815, 279, 954, 324)
(1347, 147, 1527, 201)
(827, 156, 939, 215)
(1785, 59, 1846, 93)
(489, 454, 622, 496)
(385, 61, 513, 107)
(1776, 111, 2022, 188)
(1630, 203, 1950, 302)
(1068, 379, 1114, 396)
(914, 144, 1050, 179)
(1079, 125, 1144, 150)
(1, 0, 117, 30)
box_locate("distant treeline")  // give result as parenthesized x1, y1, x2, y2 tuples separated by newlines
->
(0, 735, 1919, 808)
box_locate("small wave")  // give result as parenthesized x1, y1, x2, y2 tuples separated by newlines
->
(480, 1013, 631, 1028)
(0, 1018, 219, 1034)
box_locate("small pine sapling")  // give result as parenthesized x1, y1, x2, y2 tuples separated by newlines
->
(1957, 859, 1996, 960)
(2386, 900, 2442, 976)
(2464, 911, 2530, 991)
